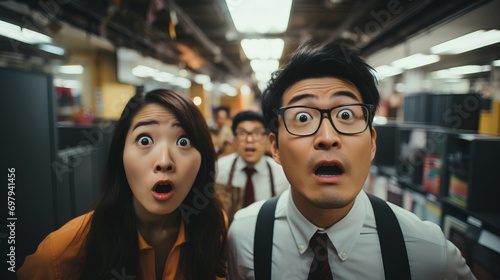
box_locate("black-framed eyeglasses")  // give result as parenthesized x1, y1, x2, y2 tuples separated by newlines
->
(235, 129, 267, 141)
(278, 103, 375, 136)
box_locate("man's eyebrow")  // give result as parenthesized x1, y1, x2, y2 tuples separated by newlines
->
(286, 91, 360, 106)
(287, 93, 316, 106)
(334, 91, 360, 102)
(133, 120, 158, 130)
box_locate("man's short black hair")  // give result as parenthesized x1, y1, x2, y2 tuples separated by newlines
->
(261, 41, 380, 135)
(214, 106, 230, 118)
(231, 111, 267, 135)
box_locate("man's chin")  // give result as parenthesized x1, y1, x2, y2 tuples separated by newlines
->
(307, 195, 352, 209)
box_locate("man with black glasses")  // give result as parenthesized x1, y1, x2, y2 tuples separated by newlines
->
(216, 111, 288, 223)
(227, 43, 474, 279)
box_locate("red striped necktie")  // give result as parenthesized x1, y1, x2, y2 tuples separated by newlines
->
(308, 231, 333, 280)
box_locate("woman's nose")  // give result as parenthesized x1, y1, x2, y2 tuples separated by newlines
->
(154, 144, 175, 172)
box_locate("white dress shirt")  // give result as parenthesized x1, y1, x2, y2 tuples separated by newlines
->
(228, 189, 475, 280)
(216, 153, 289, 202)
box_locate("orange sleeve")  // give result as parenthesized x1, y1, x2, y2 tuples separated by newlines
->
(17, 234, 58, 280)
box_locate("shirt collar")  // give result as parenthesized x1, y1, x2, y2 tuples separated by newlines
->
(137, 218, 188, 250)
(236, 154, 268, 175)
(284, 189, 367, 261)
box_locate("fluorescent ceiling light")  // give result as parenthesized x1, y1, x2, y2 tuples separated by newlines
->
(220, 83, 238, 96)
(173, 77, 192, 89)
(58, 65, 84, 74)
(39, 44, 65, 56)
(448, 65, 491, 75)
(430, 30, 500, 55)
(194, 74, 211, 84)
(241, 39, 284, 60)
(493, 60, 500, 67)
(374, 65, 402, 79)
(255, 72, 273, 82)
(391, 53, 440, 69)
(241, 84, 251, 96)
(225, 0, 292, 34)
(203, 82, 214, 91)
(432, 65, 491, 79)
(153, 72, 175, 82)
(132, 65, 158, 78)
(0, 20, 52, 44)
(250, 59, 279, 73)
(257, 81, 267, 92)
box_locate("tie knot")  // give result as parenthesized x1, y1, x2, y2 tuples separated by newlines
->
(243, 167, 256, 176)
(309, 232, 329, 257)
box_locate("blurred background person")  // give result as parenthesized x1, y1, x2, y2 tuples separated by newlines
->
(215, 111, 288, 223)
(212, 106, 235, 157)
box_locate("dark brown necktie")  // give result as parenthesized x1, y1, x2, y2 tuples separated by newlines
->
(243, 167, 256, 207)
(308, 232, 333, 280)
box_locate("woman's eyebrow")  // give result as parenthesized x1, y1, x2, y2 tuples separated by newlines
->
(132, 120, 158, 130)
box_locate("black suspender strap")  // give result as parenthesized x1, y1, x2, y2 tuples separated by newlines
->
(367, 193, 411, 280)
(254, 194, 280, 280)
(254, 193, 411, 280)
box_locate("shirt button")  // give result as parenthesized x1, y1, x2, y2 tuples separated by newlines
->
(299, 245, 305, 252)
(341, 252, 347, 259)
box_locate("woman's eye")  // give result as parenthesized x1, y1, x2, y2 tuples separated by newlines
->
(137, 135, 153, 146)
(337, 109, 354, 120)
(177, 137, 192, 147)
(295, 112, 312, 123)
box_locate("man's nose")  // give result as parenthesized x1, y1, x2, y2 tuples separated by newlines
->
(313, 114, 341, 150)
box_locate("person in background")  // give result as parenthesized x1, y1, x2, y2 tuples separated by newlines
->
(215, 111, 288, 223)
(18, 89, 227, 280)
(227, 42, 475, 279)
(213, 106, 234, 157)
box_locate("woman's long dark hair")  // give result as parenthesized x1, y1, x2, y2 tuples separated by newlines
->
(77, 89, 226, 279)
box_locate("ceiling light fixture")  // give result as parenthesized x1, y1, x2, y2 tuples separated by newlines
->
(250, 59, 280, 73)
(0, 19, 52, 44)
(432, 65, 491, 79)
(39, 44, 65, 56)
(373, 65, 403, 79)
(241, 39, 284, 60)
(391, 53, 440, 69)
(430, 30, 500, 54)
(225, 0, 292, 34)
(57, 65, 84, 74)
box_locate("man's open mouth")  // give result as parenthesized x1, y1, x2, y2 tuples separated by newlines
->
(314, 164, 344, 177)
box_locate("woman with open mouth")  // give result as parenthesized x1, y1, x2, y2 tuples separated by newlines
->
(18, 89, 227, 280)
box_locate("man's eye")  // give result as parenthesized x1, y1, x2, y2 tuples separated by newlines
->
(337, 109, 354, 120)
(137, 135, 153, 146)
(177, 137, 192, 147)
(295, 112, 312, 123)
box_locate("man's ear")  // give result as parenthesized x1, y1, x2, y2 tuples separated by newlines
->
(370, 127, 377, 161)
(269, 133, 281, 165)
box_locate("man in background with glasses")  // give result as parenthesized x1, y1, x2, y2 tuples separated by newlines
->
(227, 42, 474, 279)
(216, 111, 289, 223)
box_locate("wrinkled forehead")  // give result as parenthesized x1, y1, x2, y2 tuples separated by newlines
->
(282, 77, 362, 107)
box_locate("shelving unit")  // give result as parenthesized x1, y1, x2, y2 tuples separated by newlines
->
(369, 121, 500, 279)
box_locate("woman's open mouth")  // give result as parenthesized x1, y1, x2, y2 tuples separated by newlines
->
(152, 181, 174, 201)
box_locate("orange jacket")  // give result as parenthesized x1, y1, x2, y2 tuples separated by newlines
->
(17, 212, 223, 279)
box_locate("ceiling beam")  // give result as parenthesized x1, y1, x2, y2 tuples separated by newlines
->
(166, 0, 240, 76)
